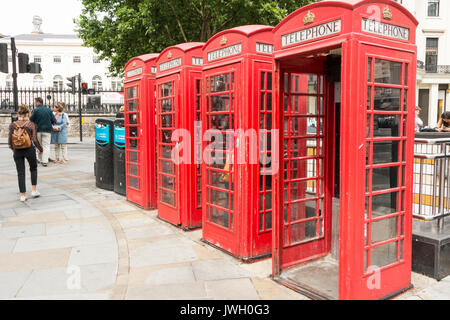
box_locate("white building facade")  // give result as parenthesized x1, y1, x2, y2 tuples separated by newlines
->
(396, 0, 450, 127)
(0, 17, 122, 92)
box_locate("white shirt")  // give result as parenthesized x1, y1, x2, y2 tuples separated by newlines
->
(415, 117, 423, 132)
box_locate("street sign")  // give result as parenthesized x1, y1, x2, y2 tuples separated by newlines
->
(100, 92, 124, 104)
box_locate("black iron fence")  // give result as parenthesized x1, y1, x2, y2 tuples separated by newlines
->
(0, 87, 124, 114)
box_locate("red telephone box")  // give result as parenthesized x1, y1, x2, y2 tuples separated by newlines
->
(124, 54, 159, 209)
(271, 0, 417, 299)
(156, 43, 204, 229)
(201, 25, 275, 261)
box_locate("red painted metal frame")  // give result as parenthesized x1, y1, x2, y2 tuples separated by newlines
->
(201, 26, 275, 261)
(277, 65, 334, 269)
(124, 54, 159, 210)
(271, 0, 418, 300)
(156, 43, 205, 230)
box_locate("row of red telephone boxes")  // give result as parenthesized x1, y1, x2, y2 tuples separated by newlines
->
(124, 25, 277, 262)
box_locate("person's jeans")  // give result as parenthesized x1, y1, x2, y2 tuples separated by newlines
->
(13, 146, 38, 193)
(36, 132, 51, 164)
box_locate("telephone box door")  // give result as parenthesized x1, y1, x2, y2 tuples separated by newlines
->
(202, 64, 240, 255)
(340, 44, 414, 299)
(274, 63, 333, 271)
(157, 74, 180, 224)
(125, 83, 143, 196)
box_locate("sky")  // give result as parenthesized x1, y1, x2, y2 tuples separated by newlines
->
(1, 0, 84, 36)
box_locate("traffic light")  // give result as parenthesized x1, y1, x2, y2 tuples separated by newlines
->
(28, 63, 42, 74)
(66, 76, 76, 94)
(18, 54, 41, 73)
(0, 43, 8, 73)
(81, 82, 88, 95)
(18, 53, 29, 73)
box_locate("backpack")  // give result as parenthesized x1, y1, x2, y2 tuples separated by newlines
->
(11, 121, 32, 150)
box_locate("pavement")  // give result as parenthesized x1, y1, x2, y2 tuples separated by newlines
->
(0, 141, 448, 300)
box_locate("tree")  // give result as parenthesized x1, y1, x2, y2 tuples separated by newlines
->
(75, 0, 318, 76)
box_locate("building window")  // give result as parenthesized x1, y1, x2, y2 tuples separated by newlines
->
(426, 38, 438, 73)
(54, 56, 61, 63)
(34, 56, 41, 63)
(92, 75, 103, 91)
(5, 75, 12, 90)
(111, 79, 123, 91)
(33, 75, 44, 88)
(93, 56, 100, 64)
(73, 56, 81, 63)
(53, 75, 63, 90)
(428, 0, 440, 17)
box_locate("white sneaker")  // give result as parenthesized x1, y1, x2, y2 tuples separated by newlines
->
(20, 195, 27, 202)
(31, 190, 41, 198)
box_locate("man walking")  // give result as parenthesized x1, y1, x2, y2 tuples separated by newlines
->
(30, 97, 56, 167)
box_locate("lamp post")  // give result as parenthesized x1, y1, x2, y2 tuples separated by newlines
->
(11, 38, 19, 112)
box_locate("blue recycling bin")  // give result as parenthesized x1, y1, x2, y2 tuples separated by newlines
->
(113, 118, 126, 196)
(95, 118, 115, 191)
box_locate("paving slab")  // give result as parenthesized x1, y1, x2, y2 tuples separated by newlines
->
(403, 295, 423, 300)
(12, 292, 112, 300)
(0, 270, 32, 299)
(16, 267, 87, 298)
(0, 200, 27, 211)
(205, 278, 260, 300)
(46, 221, 112, 235)
(0, 224, 45, 239)
(13, 228, 116, 253)
(124, 224, 175, 240)
(1, 211, 67, 227)
(127, 263, 192, 286)
(79, 263, 117, 292)
(239, 258, 272, 278)
(116, 215, 156, 229)
(417, 280, 450, 300)
(0, 238, 16, 254)
(183, 229, 203, 241)
(250, 277, 308, 300)
(191, 243, 229, 260)
(63, 207, 103, 219)
(19, 194, 79, 211)
(0, 248, 71, 272)
(126, 282, 207, 300)
(106, 204, 141, 214)
(144, 266, 197, 286)
(129, 240, 198, 268)
(0, 194, 24, 204)
(192, 259, 253, 281)
(396, 271, 438, 300)
(69, 242, 118, 266)
(0, 209, 16, 219)
(99, 200, 126, 208)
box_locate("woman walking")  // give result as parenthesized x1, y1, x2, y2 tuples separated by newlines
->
(51, 102, 69, 163)
(8, 104, 43, 202)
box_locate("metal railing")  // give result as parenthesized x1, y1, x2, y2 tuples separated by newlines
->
(413, 137, 450, 231)
(0, 87, 123, 114)
(423, 64, 450, 74)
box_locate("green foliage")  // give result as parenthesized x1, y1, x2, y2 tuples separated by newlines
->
(75, 0, 318, 76)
